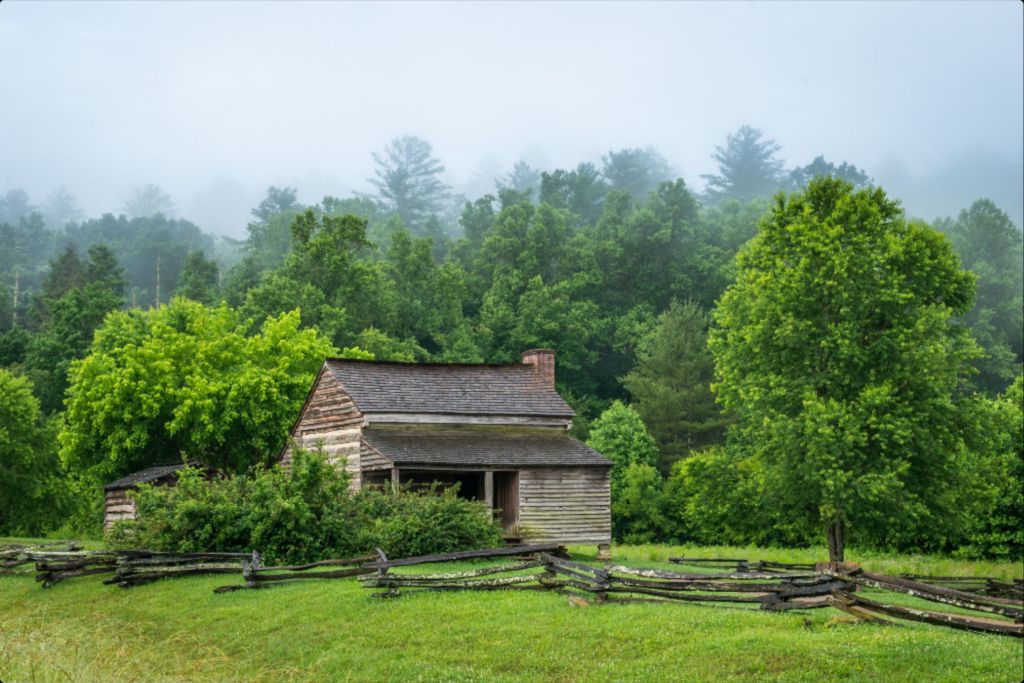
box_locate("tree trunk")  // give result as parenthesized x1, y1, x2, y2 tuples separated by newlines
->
(827, 519, 845, 563)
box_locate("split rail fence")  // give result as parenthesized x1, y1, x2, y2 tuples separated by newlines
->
(361, 549, 850, 612)
(3, 542, 1020, 638)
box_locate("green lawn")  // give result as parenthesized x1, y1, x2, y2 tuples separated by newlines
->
(1, 541, 1021, 682)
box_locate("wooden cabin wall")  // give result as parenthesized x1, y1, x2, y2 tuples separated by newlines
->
(359, 440, 392, 471)
(517, 467, 611, 545)
(283, 369, 363, 489)
(104, 489, 137, 528)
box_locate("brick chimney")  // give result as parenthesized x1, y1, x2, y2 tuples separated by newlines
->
(521, 348, 555, 388)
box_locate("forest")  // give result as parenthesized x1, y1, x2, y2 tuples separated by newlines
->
(1, 126, 1022, 561)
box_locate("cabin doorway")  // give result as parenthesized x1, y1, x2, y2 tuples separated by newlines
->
(493, 471, 519, 533)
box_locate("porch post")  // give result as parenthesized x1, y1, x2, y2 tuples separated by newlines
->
(484, 470, 494, 510)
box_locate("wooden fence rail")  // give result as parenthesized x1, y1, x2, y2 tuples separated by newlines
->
(0, 542, 81, 573)
(358, 551, 846, 610)
(213, 553, 377, 593)
(668, 557, 817, 573)
(31, 551, 120, 587)
(824, 568, 1023, 638)
(357, 551, 1023, 638)
(107, 551, 253, 588)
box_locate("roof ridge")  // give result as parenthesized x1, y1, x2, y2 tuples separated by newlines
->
(326, 358, 530, 368)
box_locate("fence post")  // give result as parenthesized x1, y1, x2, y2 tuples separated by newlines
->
(374, 548, 398, 598)
(595, 567, 610, 604)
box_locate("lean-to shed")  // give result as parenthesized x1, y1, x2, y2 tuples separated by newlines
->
(103, 461, 213, 528)
(283, 349, 613, 556)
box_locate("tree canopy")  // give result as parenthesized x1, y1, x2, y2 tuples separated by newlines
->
(709, 177, 979, 561)
(59, 299, 336, 492)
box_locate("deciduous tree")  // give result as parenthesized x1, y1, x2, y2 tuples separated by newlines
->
(709, 177, 979, 561)
(60, 299, 336, 494)
(586, 400, 660, 500)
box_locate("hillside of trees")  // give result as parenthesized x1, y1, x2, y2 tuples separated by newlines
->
(2, 127, 1021, 559)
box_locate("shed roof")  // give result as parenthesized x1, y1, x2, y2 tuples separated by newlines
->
(325, 359, 575, 418)
(361, 430, 611, 468)
(103, 462, 204, 491)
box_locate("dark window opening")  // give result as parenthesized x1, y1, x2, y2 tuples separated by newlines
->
(397, 469, 485, 501)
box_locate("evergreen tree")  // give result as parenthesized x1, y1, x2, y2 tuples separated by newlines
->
(623, 300, 726, 470)
(935, 199, 1023, 394)
(123, 183, 176, 218)
(702, 125, 785, 203)
(601, 147, 674, 200)
(370, 135, 451, 233)
(497, 160, 541, 201)
(176, 250, 220, 304)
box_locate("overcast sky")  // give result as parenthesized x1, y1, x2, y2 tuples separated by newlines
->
(1, 1, 1021, 237)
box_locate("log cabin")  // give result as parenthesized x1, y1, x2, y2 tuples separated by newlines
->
(103, 461, 216, 529)
(283, 349, 613, 557)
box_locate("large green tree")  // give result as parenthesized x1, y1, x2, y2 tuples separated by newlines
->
(539, 163, 608, 226)
(59, 298, 336, 495)
(709, 177, 979, 561)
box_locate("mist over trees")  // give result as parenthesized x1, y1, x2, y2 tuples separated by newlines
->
(701, 125, 786, 203)
(123, 183, 176, 218)
(370, 135, 451, 234)
(1, 125, 1021, 556)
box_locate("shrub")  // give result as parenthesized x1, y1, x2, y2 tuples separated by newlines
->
(360, 485, 505, 559)
(108, 448, 503, 563)
(612, 462, 668, 544)
(661, 446, 813, 548)
(586, 400, 660, 499)
(957, 376, 1024, 560)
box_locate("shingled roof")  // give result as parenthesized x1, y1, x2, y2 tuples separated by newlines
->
(324, 359, 575, 418)
(361, 430, 611, 467)
(103, 464, 201, 491)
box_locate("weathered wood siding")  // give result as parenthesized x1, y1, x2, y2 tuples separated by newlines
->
(104, 489, 137, 528)
(517, 467, 611, 545)
(359, 439, 392, 471)
(283, 368, 363, 489)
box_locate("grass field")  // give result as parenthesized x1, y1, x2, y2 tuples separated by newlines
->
(1, 541, 1022, 682)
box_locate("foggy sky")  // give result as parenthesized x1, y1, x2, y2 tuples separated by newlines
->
(1, 1, 1021, 237)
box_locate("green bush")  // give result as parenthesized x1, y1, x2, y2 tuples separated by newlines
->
(957, 376, 1024, 560)
(360, 484, 505, 559)
(107, 448, 503, 563)
(660, 447, 814, 548)
(612, 462, 668, 544)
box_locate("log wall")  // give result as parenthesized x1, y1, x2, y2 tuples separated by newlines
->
(359, 440, 392, 471)
(283, 368, 363, 489)
(517, 467, 611, 545)
(104, 489, 137, 528)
